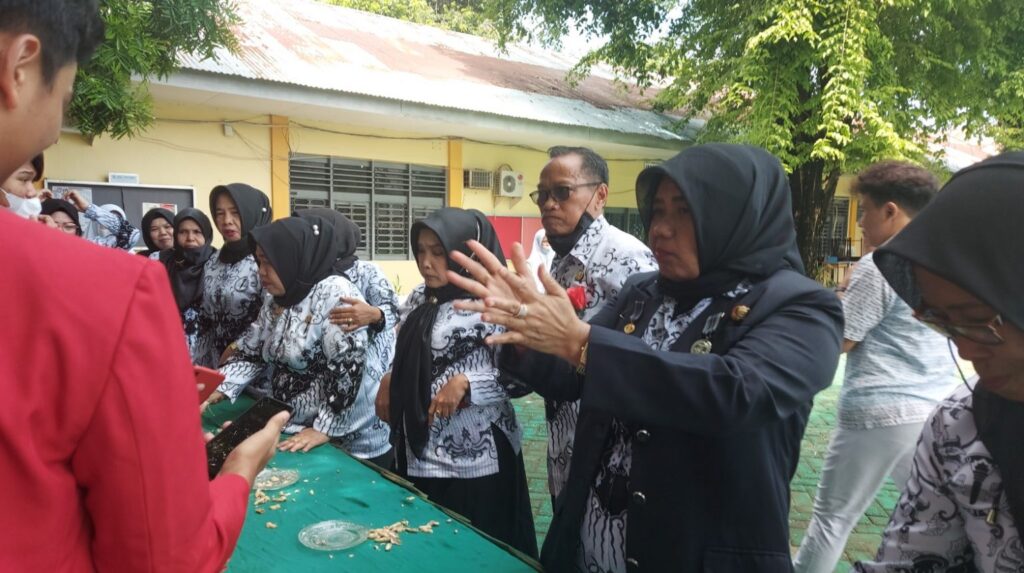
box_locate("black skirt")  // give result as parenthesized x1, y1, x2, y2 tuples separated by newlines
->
(398, 425, 538, 558)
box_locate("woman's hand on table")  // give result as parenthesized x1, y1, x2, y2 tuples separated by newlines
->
(278, 427, 329, 453)
(220, 411, 291, 486)
(330, 297, 383, 332)
(448, 240, 591, 363)
(376, 372, 392, 423)
(428, 373, 469, 425)
(200, 390, 226, 413)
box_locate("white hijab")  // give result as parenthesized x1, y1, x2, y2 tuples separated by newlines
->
(82, 203, 126, 240)
(525, 228, 555, 292)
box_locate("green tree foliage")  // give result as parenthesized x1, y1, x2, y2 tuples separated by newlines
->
(69, 0, 238, 139)
(323, 0, 494, 37)
(488, 0, 1024, 276)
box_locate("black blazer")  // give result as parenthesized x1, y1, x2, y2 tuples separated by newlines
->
(508, 269, 843, 572)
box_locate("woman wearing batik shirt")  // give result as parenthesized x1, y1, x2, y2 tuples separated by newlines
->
(295, 208, 394, 467)
(377, 208, 537, 557)
(159, 208, 216, 364)
(855, 152, 1024, 573)
(199, 183, 272, 368)
(63, 189, 140, 250)
(451, 144, 843, 572)
(206, 216, 368, 453)
(138, 208, 174, 258)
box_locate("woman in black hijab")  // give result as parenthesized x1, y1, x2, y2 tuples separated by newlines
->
(138, 208, 174, 258)
(159, 208, 216, 364)
(206, 216, 371, 454)
(295, 208, 397, 467)
(448, 144, 843, 571)
(377, 207, 537, 558)
(856, 152, 1024, 572)
(40, 198, 82, 236)
(199, 184, 273, 368)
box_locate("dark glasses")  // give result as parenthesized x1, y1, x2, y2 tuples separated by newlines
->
(529, 181, 602, 205)
(913, 309, 1005, 346)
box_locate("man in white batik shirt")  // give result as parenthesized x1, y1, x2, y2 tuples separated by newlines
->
(528, 146, 658, 502)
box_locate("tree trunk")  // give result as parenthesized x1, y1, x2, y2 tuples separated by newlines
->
(789, 160, 841, 281)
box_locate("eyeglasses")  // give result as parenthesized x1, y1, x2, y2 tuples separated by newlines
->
(529, 182, 603, 206)
(913, 308, 1005, 346)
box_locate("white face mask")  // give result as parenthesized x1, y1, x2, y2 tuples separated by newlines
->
(3, 190, 42, 219)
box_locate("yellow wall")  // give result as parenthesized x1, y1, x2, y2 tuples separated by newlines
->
(460, 141, 650, 216)
(288, 121, 448, 166)
(45, 100, 665, 292)
(46, 101, 274, 245)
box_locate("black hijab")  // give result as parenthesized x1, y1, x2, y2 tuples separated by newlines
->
(635, 144, 804, 307)
(139, 208, 174, 255)
(160, 208, 216, 312)
(40, 198, 82, 236)
(210, 183, 272, 264)
(249, 216, 340, 308)
(295, 208, 361, 277)
(391, 208, 505, 458)
(874, 151, 1024, 524)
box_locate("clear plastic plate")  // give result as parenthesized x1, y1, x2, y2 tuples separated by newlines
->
(254, 468, 300, 491)
(298, 520, 369, 551)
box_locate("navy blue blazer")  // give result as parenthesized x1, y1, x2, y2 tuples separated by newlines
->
(507, 269, 843, 572)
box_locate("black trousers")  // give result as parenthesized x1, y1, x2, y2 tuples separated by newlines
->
(398, 426, 538, 558)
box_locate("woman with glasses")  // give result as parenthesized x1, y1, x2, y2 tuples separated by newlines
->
(855, 153, 1024, 572)
(40, 198, 83, 236)
(449, 144, 842, 571)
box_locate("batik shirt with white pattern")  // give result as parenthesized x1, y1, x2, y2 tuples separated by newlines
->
(331, 260, 398, 459)
(217, 276, 370, 440)
(855, 383, 1022, 573)
(546, 215, 657, 500)
(84, 204, 140, 250)
(578, 281, 750, 573)
(397, 284, 522, 479)
(196, 254, 263, 368)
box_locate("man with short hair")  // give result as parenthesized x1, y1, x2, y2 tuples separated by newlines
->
(793, 161, 958, 573)
(531, 146, 657, 501)
(0, 1, 286, 570)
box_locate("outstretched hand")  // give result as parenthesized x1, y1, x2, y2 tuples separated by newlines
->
(447, 240, 589, 364)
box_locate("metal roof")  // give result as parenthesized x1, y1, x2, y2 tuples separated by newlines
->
(177, 0, 689, 144)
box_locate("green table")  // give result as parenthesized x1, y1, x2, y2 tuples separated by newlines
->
(203, 397, 540, 572)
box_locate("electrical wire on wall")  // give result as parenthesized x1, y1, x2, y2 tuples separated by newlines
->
(155, 116, 672, 164)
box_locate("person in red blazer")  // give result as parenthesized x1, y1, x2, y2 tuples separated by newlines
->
(0, 2, 288, 571)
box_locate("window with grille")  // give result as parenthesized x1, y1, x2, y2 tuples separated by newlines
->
(819, 197, 852, 260)
(604, 207, 646, 243)
(289, 154, 446, 259)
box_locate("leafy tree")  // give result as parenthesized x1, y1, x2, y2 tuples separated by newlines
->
(69, 0, 238, 139)
(488, 0, 1024, 277)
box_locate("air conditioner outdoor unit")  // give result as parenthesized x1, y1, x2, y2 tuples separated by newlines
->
(463, 169, 494, 190)
(495, 169, 525, 198)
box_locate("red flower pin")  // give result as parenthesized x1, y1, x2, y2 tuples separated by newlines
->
(566, 285, 587, 312)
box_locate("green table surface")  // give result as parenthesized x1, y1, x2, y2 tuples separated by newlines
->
(203, 397, 541, 572)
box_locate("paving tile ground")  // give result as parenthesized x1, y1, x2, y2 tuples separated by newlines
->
(512, 356, 905, 571)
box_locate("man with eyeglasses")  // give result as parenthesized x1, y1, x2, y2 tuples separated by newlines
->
(527, 146, 657, 503)
(794, 161, 958, 573)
